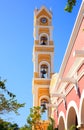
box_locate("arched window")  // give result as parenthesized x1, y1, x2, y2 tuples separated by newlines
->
(39, 33, 49, 45)
(39, 61, 50, 79)
(40, 35, 48, 45)
(41, 98, 49, 120)
(41, 98, 48, 110)
(40, 64, 48, 78)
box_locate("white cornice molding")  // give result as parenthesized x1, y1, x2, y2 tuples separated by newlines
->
(61, 77, 77, 84)
(46, 103, 57, 108)
(34, 25, 53, 29)
(49, 93, 67, 109)
(78, 69, 84, 81)
(51, 93, 65, 98)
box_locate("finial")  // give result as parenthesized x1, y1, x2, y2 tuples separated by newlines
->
(50, 7, 52, 13)
(35, 7, 38, 10)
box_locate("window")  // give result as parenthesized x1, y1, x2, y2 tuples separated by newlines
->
(40, 64, 48, 78)
(41, 98, 49, 120)
(40, 36, 48, 45)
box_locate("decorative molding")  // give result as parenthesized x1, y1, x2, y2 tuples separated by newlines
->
(46, 103, 59, 117)
(51, 93, 67, 109)
(35, 6, 52, 18)
(51, 93, 65, 98)
(46, 103, 57, 108)
(37, 15, 50, 26)
(34, 45, 54, 48)
(78, 69, 84, 81)
(34, 25, 53, 29)
(34, 52, 38, 72)
(61, 77, 80, 96)
(35, 51, 54, 55)
(61, 77, 77, 84)
(52, 70, 84, 107)
(73, 50, 84, 57)
(33, 26, 38, 40)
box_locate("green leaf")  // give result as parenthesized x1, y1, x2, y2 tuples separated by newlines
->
(64, 0, 76, 12)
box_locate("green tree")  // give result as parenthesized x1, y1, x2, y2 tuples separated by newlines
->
(0, 118, 19, 130)
(0, 118, 10, 130)
(20, 125, 30, 130)
(9, 123, 19, 130)
(65, 0, 76, 12)
(47, 117, 55, 130)
(0, 78, 25, 114)
(27, 106, 44, 130)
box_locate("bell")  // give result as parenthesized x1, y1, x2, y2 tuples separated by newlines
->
(41, 68, 47, 78)
(41, 103, 47, 112)
(41, 40, 46, 45)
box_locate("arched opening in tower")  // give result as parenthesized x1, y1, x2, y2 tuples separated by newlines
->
(40, 36, 48, 45)
(40, 64, 48, 78)
(41, 98, 49, 120)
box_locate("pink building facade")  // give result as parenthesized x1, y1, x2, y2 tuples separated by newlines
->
(50, 1, 84, 130)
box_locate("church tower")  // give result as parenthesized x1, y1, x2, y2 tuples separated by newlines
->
(32, 6, 54, 115)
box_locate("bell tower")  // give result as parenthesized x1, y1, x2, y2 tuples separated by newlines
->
(32, 6, 54, 115)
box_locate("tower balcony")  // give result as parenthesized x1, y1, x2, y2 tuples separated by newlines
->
(32, 78, 51, 86)
(33, 45, 54, 52)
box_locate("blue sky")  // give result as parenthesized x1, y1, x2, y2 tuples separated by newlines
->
(0, 0, 82, 127)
